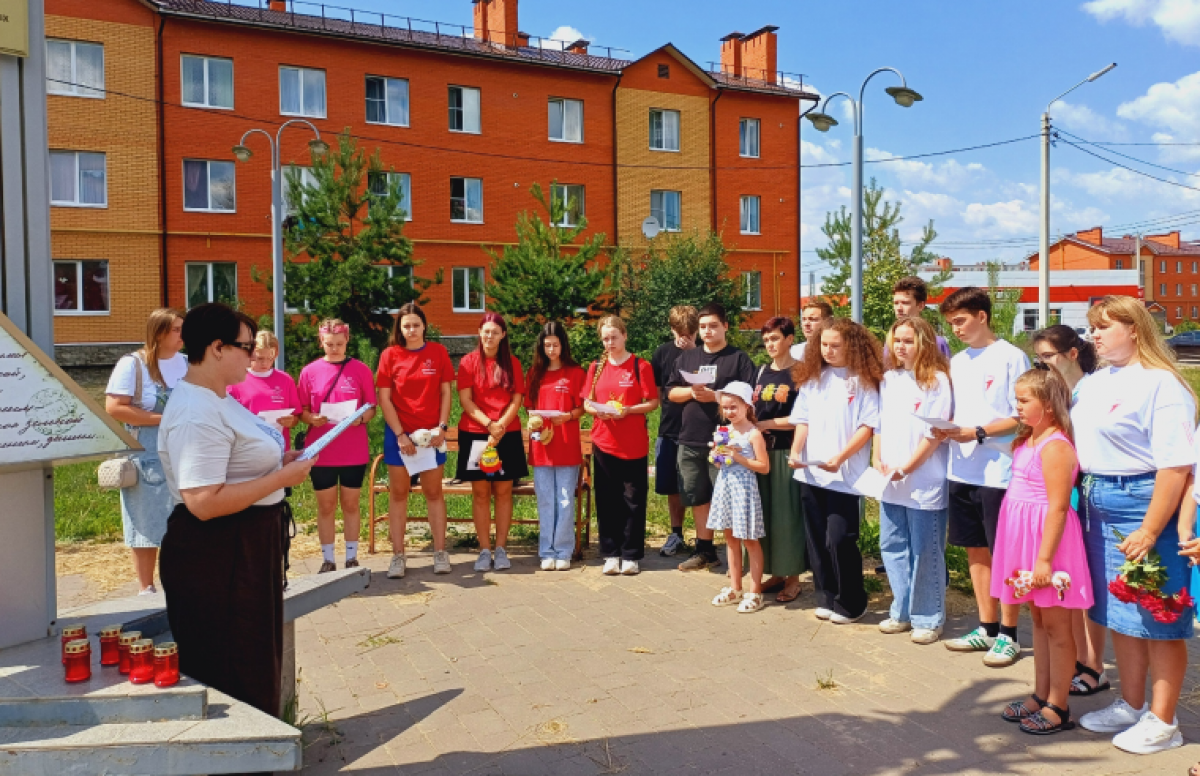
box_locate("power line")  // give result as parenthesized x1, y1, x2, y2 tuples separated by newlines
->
(1058, 138, 1200, 194)
(1058, 129, 1200, 179)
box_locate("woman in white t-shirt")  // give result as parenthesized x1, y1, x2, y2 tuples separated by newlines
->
(788, 318, 882, 624)
(1070, 296, 1197, 754)
(158, 303, 313, 720)
(874, 317, 953, 645)
(103, 308, 187, 594)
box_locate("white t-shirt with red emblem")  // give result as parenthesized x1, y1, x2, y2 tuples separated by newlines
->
(879, 369, 953, 509)
(787, 366, 881, 495)
(947, 339, 1030, 488)
(1071, 362, 1196, 477)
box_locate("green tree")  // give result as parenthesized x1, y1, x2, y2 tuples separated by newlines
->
(817, 178, 950, 341)
(485, 182, 610, 364)
(268, 131, 436, 371)
(610, 230, 746, 357)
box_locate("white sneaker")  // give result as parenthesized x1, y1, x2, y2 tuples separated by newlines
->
(474, 549, 492, 572)
(660, 533, 686, 556)
(138, 585, 157, 596)
(433, 551, 452, 575)
(911, 627, 942, 645)
(386, 554, 406, 579)
(814, 608, 833, 620)
(602, 557, 621, 575)
(1080, 698, 1148, 734)
(878, 618, 911, 634)
(1112, 711, 1182, 754)
(554, 559, 571, 571)
(620, 560, 639, 576)
(493, 547, 511, 570)
(830, 610, 865, 625)
(541, 558, 555, 571)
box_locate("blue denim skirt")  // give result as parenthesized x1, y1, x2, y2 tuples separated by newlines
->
(1083, 473, 1195, 640)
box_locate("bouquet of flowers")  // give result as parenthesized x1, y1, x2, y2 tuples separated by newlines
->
(708, 426, 734, 467)
(1108, 530, 1195, 623)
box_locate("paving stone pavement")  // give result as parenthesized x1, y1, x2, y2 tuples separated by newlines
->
(291, 547, 1200, 775)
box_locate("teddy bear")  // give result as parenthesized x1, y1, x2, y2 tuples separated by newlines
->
(528, 415, 554, 445)
(408, 428, 447, 454)
(1004, 569, 1072, 600)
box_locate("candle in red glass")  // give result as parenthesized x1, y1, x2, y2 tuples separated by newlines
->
(60, 624, 85, 665)
(98, 624, 122, 667)
(128, 639, 155, 685)
(153, 641, 180, 688)
(117, 631, 142, 675)
(63, 639, 91, 683)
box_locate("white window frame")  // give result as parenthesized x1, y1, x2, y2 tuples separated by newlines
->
(650, 189, 681, 232)
(1193, 261, 1198, 274)
(283, 165, 318, 217)
(368, 171, 412, 221)
(649, 109, 680, 152)
(46, 39, 104, 98)
(375, 264, 414, 314)
(548, 97, 583, 143)
(742, 270, 762, 311)
(452, 267, 486, 313)
(448, 85, 481, 134)
(1192, 306, 1198, 320)
(279, 66, 326, 118)
(1161, 260, 1167, 273)
(185, 261, 238, 308)
(1178, 284, 1183, 296)
(739, 118, 760, 158)
(1161, 283, 1168, 296)
(1179, 261, 1184, 273)
(53, 260, 110, 316)
(450, 177, 483, 223)
(1192, 284, 1197, 297)
(365, 75, 410, 127)
(49, 151, 107, 208)
(550, 184, 585, 227)
(1115, 259, 1124, 270)
(182, 159, 237, 213)
(740, 195, 761, 235)
(1177, 306, 1184, 320)
(180, 54, 234, 110)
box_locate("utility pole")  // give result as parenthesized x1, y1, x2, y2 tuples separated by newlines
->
(808, 271, 815, 301)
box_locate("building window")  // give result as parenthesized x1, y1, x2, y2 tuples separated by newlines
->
(740, 196, 760, 234)
(743, 271, 762, 311)
(368, 171, 412, 220)
(450, 177, 483, 223)
(1022, 309, 1038, 331)
(283, 165, 318, 217)
(548, 98, 583, 143)
(183, 160, 236, 212)
(375, 264, 414, 314)
(1192, 284, 1197, 297)
(1178, 284, 1183, 296)
(185, 262, 237, 308)
(1115, 259, 1124, 270)
(53, 260, 108, 314)
(739, 118, 760, 158)
(550, 184, 585, 227)
(448, 86, 481, 133)
(1193, 306, 1198, 320)
(1178, 262, 1184, 273)
(279, 66, 326, 118)
(1177, 306, 1183, 320)
(365, 75, 409, 126)
(649, 109, 680, 151)
(49, 151, 106, 207)
(1161, 260, 1167, 273)
(1193, 261, 1198, 274)
(181, 55, 233, 109)
(1161, 283, 1168, 296)
(650, 190, 681, 231)
(452, 267, 485, 312)
(658, 64, 670, 79)
(46, 39, 104, 98)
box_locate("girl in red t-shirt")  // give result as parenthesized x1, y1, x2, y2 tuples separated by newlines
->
(376, 303, 455, 580)
(583, 316, 659, 576)
(524, 322, 587, 571)
(456, 313, 529, 572)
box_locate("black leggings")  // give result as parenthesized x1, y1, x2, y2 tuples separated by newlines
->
(800, 483, 867, 619)
(593, 448, 648, 560)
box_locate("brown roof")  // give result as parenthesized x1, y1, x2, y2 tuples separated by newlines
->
(1077, 235, 1200, 256)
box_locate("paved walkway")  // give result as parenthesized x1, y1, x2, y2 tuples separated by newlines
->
(289, 548, 1200, 776)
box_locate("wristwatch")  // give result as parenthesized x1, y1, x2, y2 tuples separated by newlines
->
(439, 422, 449, 432)
(975, 426, 988, 444)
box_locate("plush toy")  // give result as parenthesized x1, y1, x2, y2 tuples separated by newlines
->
(408, 428, 447, 453)
(479, 446, 503, 475)
(708, 425, 734, 467)
(607, 399, 624, 413)
(528, 415, 554, 445)
(1005, 569, 1072, 600)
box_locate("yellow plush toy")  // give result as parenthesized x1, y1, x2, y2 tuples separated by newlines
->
(479, 446, 503, 475)
(528, 415, 554, 444)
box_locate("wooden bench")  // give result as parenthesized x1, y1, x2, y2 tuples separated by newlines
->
(367, 427, 593, 560)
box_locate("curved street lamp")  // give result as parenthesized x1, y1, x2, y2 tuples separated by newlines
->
(805, 68, 922, 323)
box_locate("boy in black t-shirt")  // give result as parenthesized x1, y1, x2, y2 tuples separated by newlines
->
(666, 303, 756, 570)
(650, 306, 699, 557)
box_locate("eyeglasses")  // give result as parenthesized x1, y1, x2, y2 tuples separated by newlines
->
(1032, 360, 1052, 371)
(225, 340, 256, 355)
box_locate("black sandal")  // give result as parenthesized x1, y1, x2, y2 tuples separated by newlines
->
(1002, 694, 1045, 722)
(1069, 661, 1110, 696)
(1020, 702, 1075, 735)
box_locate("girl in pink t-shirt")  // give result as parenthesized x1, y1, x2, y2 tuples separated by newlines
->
(298, 319, 377, 573)
(229, 331, 301, 447)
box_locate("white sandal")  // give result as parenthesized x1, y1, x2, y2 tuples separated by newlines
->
(737, 592, 765, 613)
(711, 586, 741, 607)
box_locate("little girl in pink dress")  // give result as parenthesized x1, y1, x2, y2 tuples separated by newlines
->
(992, 367, 1093, 736)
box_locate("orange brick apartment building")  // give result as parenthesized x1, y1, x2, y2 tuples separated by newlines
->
(45, 0, 816, 361)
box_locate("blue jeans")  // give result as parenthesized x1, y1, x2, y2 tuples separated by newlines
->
(880, 502, 948, 630)
(534, 466, 578, 560)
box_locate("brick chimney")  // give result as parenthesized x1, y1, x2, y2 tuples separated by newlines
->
(268, 0, 287, 11)
(473, 0, 519, 47)
(719, 32, 744, 77)
(566, 38, 589, 55)
(741, 25, 779, 83)
(1075, 226, 1103, 245)
(1147, 230, 1182, 249)
(515, 31, 530, 48)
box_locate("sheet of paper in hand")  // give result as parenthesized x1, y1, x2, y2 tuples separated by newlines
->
(320, 398, 358, 423)
(298, 403, 373, 461)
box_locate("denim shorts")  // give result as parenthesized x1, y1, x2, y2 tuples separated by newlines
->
(1083, 472, 1195, 640)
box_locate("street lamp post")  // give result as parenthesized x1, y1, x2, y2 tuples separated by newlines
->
(232, 121, 329, 370)
(804, 68, 922, 323)
(1038, 63, 1116, 328)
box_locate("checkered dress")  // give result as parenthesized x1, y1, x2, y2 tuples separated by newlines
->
(706, 434, 765, 540)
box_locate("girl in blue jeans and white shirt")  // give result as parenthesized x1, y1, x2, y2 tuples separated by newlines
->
(875, 317, 953, 644)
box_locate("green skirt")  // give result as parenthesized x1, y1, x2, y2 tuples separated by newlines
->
(755, 448, 808, 576)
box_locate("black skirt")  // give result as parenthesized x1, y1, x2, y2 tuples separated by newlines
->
(455, 429, 529, 482)
(159, 501, 285, 717)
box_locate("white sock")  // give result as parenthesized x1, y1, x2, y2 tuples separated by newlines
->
(322, 544, 334, 563)
(345, 541, 359, 561)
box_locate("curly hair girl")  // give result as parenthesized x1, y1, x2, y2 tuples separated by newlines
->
(792, 318, 884, 391)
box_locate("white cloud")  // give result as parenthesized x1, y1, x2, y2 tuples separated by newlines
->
(1053, 100, 1129, 140)
(1083, 0, 1200, 46)
(1117, 70, 1200, 136)
(863, 149, 986, 191)
(963, 200, 1040, 234)
(541, 26, 589, 49)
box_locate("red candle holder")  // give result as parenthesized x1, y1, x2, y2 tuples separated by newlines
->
(98, 624, 122, 667)
(60, 624, 86, 665)
(64, 639, 91, 683)
(128, 639, 155, 685)
(117, 631, 142, 675)
(153, 642, 180, 688)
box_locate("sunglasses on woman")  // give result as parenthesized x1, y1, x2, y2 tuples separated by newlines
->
(224, 340, 256, 355)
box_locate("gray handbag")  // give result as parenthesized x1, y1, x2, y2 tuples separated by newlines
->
(97, 354, 144, 490)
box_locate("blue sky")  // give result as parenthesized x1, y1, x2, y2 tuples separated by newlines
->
(287, 0, 1200, 279)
